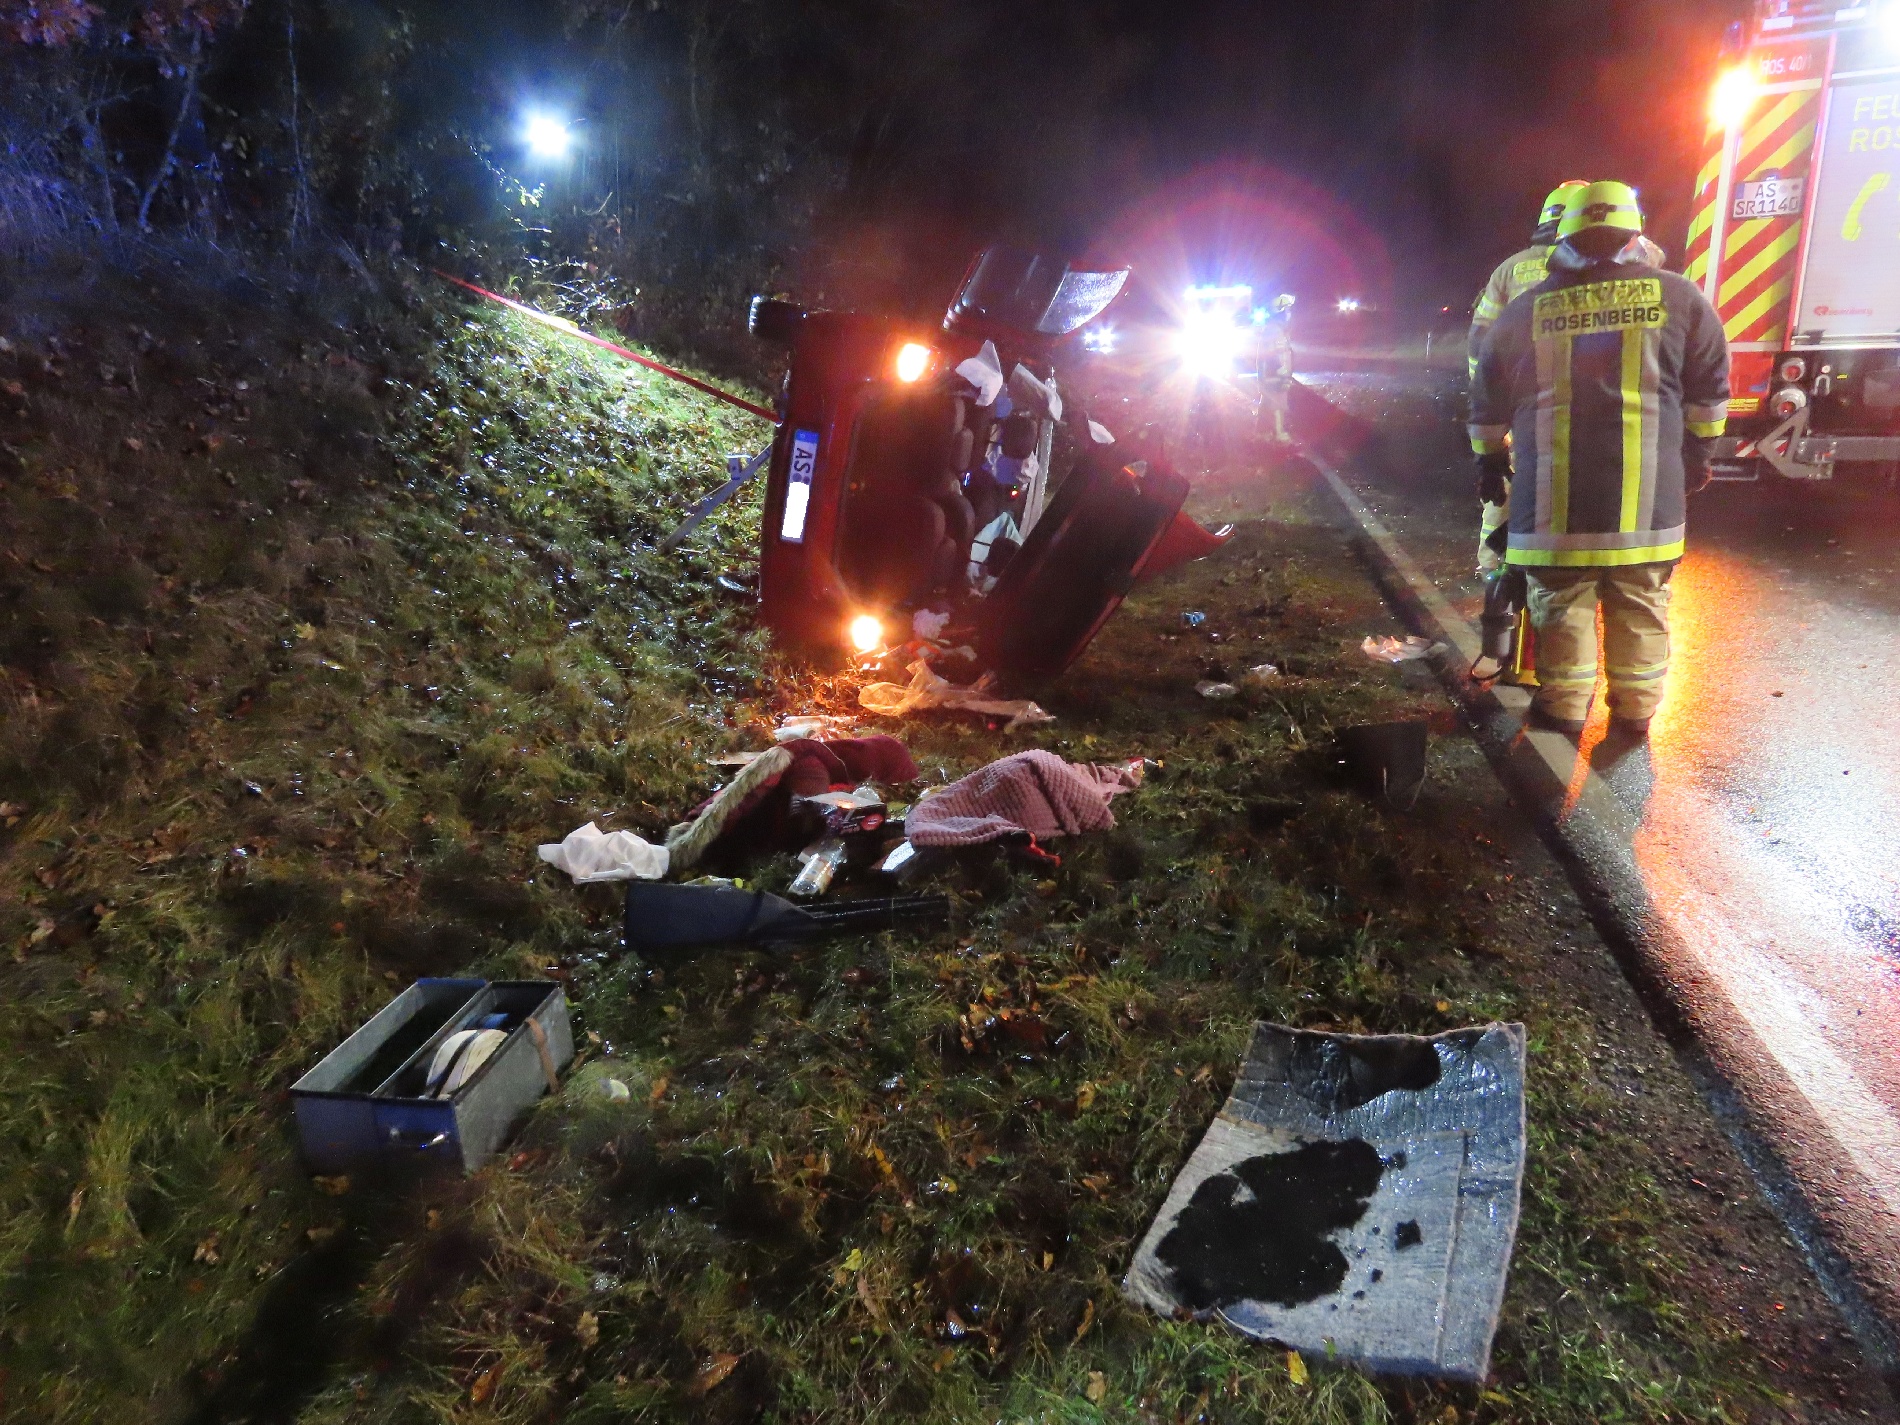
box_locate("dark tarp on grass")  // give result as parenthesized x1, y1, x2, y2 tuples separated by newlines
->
(1124, 1022, 1526, 1381)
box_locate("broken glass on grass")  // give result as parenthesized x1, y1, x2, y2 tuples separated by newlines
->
(1124, 1022, 1526, 1381)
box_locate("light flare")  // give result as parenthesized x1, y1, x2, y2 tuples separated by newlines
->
(848, 615, 884, 653)
(524, 113, 572, 159)
(894, 343, 931, 383)
(1710, 67, 1759, 129)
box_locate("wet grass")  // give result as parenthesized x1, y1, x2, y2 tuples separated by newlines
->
(0, 252, 1871, 1422)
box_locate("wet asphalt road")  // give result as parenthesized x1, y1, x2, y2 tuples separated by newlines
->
(1299, 364, 1900, 1334)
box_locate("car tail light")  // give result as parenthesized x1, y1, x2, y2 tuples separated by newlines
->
(1779, 357, 1807, 384)
(895, 343, 932, 383)
(848, 614, 884, 652)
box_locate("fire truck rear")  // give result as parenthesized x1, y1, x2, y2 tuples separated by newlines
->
(1690, 0, 1900, 480)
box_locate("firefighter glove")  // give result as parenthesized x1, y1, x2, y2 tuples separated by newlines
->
(1475, 452, 1511, 507)
(1684, 437, 1714, 495)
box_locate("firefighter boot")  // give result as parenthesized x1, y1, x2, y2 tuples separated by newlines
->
(1600, 563, 1673, 733)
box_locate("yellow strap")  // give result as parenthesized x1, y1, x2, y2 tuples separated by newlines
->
(1619, 329, 1644, 533)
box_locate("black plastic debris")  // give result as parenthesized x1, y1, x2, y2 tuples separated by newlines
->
(1336, 720, 1429, 808)
(1124, 1022, 1526, 1381)
(624, 882, 949, 953)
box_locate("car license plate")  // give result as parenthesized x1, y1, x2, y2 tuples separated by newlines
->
(780, 428, 819, 543)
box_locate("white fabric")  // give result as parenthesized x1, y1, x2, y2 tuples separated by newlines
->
(859, 659, 1054, 731)
(1361, 635, 1444, 664)
(537, 822, 669, 883)
(955, 340, 1005, 407)
(1007, 363, 1062, 422)
(1087, 419, 1116, 444)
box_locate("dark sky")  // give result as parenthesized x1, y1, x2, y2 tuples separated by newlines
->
(426, 0, 1753, 319)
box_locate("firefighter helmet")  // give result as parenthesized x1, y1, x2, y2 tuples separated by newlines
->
(1558, 180, 1645, 240)
(1533, 180, 1589, 243)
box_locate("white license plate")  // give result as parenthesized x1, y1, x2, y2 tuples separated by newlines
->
(780, 428, 819, 543)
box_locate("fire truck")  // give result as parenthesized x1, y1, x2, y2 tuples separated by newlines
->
(1690, 0, 1900, 480)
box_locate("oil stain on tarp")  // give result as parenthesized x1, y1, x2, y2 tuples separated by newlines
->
(1124, 1022, 1526, 1381)
(1157, 1139, 1386, 1309)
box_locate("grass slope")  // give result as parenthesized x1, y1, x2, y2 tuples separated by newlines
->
(0, 252, 1877, 1423)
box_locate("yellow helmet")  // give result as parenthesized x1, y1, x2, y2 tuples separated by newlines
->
(1536, 180, 1590, 238)
(1558, 180, 1645, 240)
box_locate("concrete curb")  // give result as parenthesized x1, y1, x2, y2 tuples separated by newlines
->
(1309, 453, 1900, 1389)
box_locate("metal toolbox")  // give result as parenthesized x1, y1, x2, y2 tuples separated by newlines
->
(290, 978, 573, 1176)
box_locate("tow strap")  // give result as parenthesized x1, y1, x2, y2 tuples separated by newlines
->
(433, 271, 779, 423)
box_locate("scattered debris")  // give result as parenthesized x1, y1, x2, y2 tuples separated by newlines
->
(912, 608, 951, 641)
(537, 822, 669, 883)
(1180, 611, 1207, 629)
(858, 660, 1053, 730)
(1124, 1022, 1527, 1381)
(775, 714, 857, 742)
(622, 882, 949, 953)
(906, 751, 1142, 848)
(1360, 634, 1444, 664)
(1242, 663, 1280, 685)
(1195, 681, 1239, 699)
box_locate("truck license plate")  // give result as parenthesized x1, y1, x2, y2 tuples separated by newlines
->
(1732, 176, 1805, 221)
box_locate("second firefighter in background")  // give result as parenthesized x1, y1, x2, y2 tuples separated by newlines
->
(1468, 181, 1730, 735)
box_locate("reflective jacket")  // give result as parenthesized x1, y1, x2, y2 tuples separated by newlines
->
(1466, 244, 1552, 379)
(1468, 247, 1730, 569)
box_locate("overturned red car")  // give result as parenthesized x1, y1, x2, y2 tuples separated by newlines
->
(746, 247, 1229, 685)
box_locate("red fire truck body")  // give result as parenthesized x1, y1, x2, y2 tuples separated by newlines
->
(1690, 0, 1900, 479)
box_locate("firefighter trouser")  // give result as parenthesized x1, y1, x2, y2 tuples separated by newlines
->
(1523, 563, 1674, 723)
(1477, 499, 1509, 574)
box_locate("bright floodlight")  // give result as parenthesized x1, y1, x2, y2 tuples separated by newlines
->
(1175, 308, 1246, 378)
(1710, 67, 1758, 128)
(1337, 297, 1362, 314)
(524, 113, 572, 159)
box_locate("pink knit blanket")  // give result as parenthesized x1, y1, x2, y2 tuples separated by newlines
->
(906, 751, 1142, 847)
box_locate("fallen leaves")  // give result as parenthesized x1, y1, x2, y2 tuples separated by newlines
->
(689, 1352, 740, 1396)
(192, 1233, 222, 1266)
(1073, 1298, 1095, 1342)
(1286, 1349, 1309, 1386)
(1086, 1370, 1107, 1403)
(575, 1310, 599, 1350)
(469, 1359, 504, 1404)
(312, 1174, 351, 1196)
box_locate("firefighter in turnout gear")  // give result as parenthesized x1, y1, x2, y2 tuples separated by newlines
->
(1468, 181, 1730, 735)
(1468, 181, 1586, 576)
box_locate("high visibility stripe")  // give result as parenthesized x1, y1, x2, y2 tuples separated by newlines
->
(1620, 329, 1644, 534)
(1468, 422, 1508, 455)
(1720, 225, 1802, 307)
(1605, 661, 1669, 680)
(1548, 338, 1572, 537)
(1709, 84, 1821, 346)
(1740, 90, 1807, 159)
(1695, 149, 1723, 193)
(1725, 276, 1794, 343)
(1686, 203, 1716, 246)
(1758, 122, 1816, 177)
(1507, 538, 1685, 568)
(1687, 418, 1728, 438)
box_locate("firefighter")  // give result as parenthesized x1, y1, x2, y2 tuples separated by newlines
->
(1468, 180, 1730, 735)
(1468, 180, 1586, 575)
(1257, 293, 1296, 444)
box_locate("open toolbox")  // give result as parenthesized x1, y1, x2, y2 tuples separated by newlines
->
(290, 978, 573, 1176)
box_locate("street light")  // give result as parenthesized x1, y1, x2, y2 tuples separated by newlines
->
(524, 112, 573, 160)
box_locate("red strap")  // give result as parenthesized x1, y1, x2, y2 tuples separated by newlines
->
(433, 272, 779, 423)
